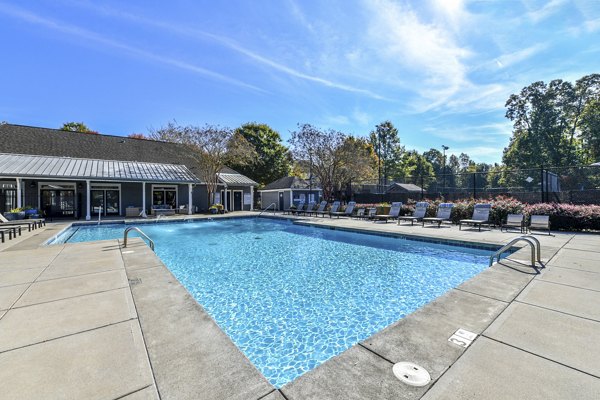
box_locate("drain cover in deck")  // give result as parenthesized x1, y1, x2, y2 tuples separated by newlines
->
(392, 362, 431, 386)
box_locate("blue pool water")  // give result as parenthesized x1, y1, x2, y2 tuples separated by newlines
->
(53, 218, 492, 388)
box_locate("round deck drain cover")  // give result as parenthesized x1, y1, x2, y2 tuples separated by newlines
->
(392, 362, 431, 387)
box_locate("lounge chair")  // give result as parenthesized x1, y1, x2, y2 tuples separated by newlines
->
(284, 201, 304, 215)
(459, 204, 492, 231)
(292, 202, 307, 215)
(397, 202, 429, 226)
(330, 201, 356, 218)
(528, 215, 551, 235)
(296, 201, 316, 216)
(0, 227, 17, 243)
(372, 202, 402, 223)
(314, 201, 333, 217)
(309, 201, 327, 217)
(0, 213, 39, 232)
(422, 203, 454, 227)
(352, 208, 365, 219)
(501, 213, 524, 233)
(322, 201, 340, 217)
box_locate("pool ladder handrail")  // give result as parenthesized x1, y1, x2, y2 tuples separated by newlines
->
(489, 235, 542, 269)
(123, 226, 155, 252)
(258, 202, 277, 217)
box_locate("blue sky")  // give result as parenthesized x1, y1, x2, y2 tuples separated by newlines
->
(1, 1, 599, 164)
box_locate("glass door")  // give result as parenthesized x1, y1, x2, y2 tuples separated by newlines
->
(91, 190, 104, 215)
(105, 190, 120, 215)
(41, 187, 76, 218)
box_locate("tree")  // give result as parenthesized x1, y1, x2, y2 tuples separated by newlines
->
(369, 121, 404, 186)
(60, 122, 98, 134)
(290, 124, 375, 201)
(580, 98, 600, 163)
(337, 136, 377, 197)
(229, 123, 291, 186)
(150, 122, 257, 205)
(128, 133, 148, 139)
(398, 150, 434, 185)
(503, 74, 600, 170)
(423, 148, 443, 176)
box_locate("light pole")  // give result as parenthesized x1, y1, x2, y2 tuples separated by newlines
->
(442, 145, 449, 198)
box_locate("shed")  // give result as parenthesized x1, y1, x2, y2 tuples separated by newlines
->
(258, 176, 322, 210)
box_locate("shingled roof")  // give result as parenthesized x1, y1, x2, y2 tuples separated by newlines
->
(0, 123, 254, 185)
(261, 176, 321, 190)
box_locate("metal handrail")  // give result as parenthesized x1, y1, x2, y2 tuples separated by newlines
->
(521, 235, 542, 263)
(258, 202, 277, 216)
(123, 226, 155, 252)
(489, 235, 541, 268)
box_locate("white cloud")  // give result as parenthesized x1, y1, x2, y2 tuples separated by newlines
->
(494, 43, 548, 69)
(525, 0, 568, 23)
(64, 1, 388, 100)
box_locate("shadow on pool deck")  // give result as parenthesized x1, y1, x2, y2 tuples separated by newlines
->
(0, 213, 599, 399)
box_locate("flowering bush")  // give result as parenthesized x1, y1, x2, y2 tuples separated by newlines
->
(397, 196, 599, 231)
(524, 203, 600, 231)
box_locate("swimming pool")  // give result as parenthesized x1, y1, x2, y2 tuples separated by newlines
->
(52, 218, 492, 388)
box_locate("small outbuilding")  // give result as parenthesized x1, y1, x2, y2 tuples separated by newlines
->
(259, 176, 322, 210)
(386, 183, 423, 194)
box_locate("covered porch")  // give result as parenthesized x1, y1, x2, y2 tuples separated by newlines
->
(0, 153, 199, 219)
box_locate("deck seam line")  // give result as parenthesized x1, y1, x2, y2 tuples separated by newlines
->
(0, 317, 137, 355)
(112, 384, 155, 400)
(513, 300, 600, 324)
(482, 335, 600, 380)
(10, 285, 130, 310)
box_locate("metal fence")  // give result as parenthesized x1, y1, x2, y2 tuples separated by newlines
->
(350, 165, 600, 205)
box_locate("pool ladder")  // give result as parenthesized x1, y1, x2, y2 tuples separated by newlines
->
(123, 226, 155, 252)
(258, 202, 277, 217)
(489, 235, 543, 269)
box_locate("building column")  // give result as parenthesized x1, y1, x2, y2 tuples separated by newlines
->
(223, 184, 228, 212)
(188, 183, 193, 215)
(289, 190, 293, 206)
(85, 179, 91, 220)
(142, 182, 146, 213)
(16, 178, 22, 208)
(250, 185, 254, 210)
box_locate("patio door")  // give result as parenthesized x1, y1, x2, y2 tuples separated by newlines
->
(278, 192, 284, 210)
(152, 185, 177, 207)
(40, 183, 76, 218)
(91, 186, 120, 216)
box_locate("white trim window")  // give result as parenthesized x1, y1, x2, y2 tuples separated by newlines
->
(152, 185, 178, 208)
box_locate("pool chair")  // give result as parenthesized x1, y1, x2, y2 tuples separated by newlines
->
(459, 203, 492, 231)
(321, 201, 340, 217)
(284, 201, 304, 215)
(0, 212, 39, 232)
(422, 203, 454, 227)
(528, 215, 551, 235)
(397, 202, 429, 226)
(372, 202, 402, 223)
(0, 226, 22, 243)
(330, 201, 356, 218)
(309, 201, 328, 217)
(296, 201, 316, 216)
(501, 213, 525, 233)
(352, 208, 365, 219)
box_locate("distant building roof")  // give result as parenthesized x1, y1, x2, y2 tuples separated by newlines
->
(218, 173, 257, 186)
(386, 183, 423, 193)
(261, 176, 321, 191)
(0, 153, 197, 183)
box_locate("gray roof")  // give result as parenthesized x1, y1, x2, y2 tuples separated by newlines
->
(0, 123, 255, 185)
(218, 173, 257, 186)
(0, 153, 197, 183)
(260, 176, 321, 191)
(386, 183, 423, 193)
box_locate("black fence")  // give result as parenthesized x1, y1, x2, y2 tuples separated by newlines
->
(350, 165, 600, 205)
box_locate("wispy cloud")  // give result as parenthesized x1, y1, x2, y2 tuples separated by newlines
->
(362, 0, 472, 110)
(0, 4, 265, 92)
(64, 1, 387, 100)
(525, 0, 568, 23)
(494, 43, 548, 68)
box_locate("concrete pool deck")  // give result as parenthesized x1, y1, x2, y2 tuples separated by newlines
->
(0, 212, 599, 399)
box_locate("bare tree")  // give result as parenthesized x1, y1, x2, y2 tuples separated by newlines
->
(290, 124, 375, 201)
(150, 122, 256, 205)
